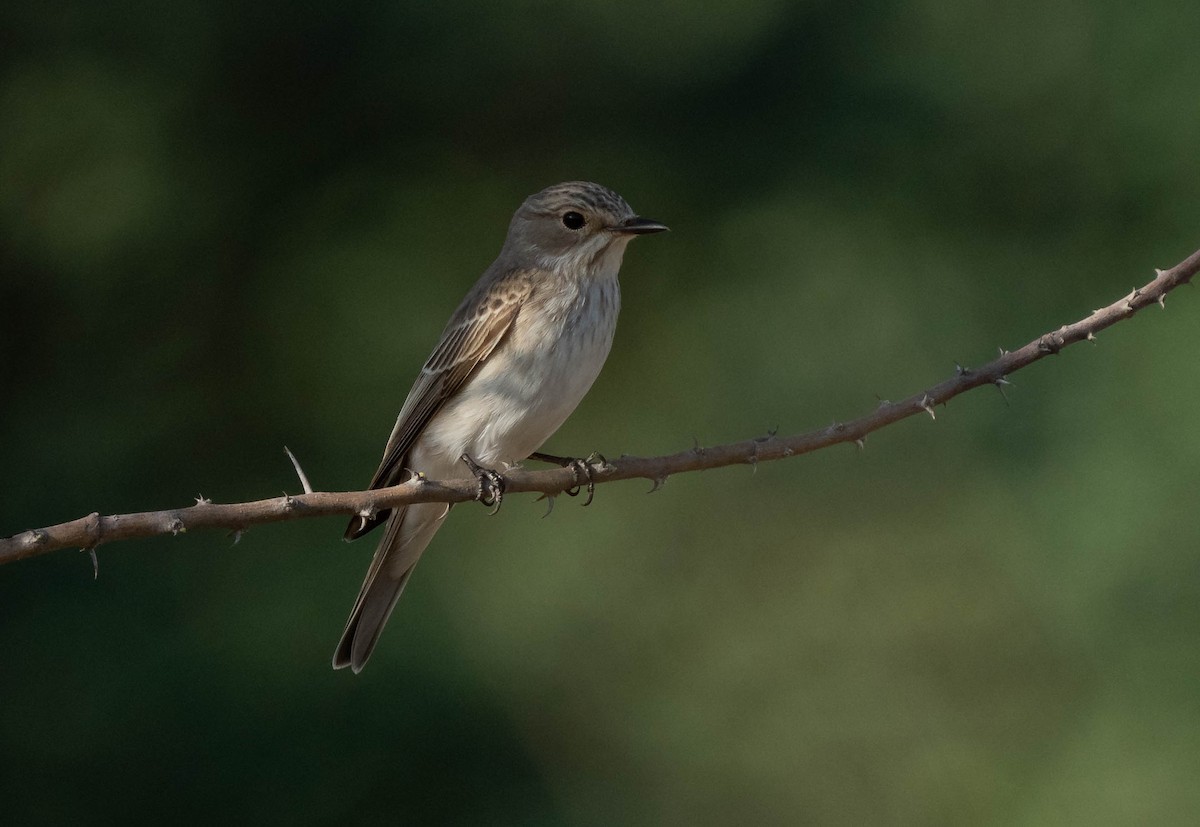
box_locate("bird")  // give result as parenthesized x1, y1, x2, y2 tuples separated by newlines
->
(333, 181, 668, 673)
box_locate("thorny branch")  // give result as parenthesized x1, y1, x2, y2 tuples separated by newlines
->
(3, 247, 1199, 567)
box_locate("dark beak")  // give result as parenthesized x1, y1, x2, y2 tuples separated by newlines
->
(612, 216, 670, 235)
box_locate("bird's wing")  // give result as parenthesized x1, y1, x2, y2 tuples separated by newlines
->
(345, 269, 534, 539)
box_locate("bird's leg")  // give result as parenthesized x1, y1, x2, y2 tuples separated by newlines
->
(460, 454, 505, 516)
(527, 451, 607, 507)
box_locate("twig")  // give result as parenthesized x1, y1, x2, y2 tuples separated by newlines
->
(2, 247, 1198, 566)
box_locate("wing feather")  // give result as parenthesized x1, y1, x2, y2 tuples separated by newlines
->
(344, 270, 533, 539)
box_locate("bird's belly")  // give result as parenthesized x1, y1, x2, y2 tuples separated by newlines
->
(417, 286, 618, 469)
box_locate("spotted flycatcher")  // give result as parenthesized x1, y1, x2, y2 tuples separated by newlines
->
(333, 181, 667, 672)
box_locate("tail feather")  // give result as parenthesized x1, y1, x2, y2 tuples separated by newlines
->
(332, 567, 415, 673)
(332, 501, 449, 673)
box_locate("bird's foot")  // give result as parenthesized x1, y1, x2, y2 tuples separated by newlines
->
(460, 454, 505, 515)
(528, 451, 607, 506)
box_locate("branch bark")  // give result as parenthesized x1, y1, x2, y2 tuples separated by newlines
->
(4, 247, 1199, 566)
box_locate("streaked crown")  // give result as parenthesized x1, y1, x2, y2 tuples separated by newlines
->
(523, 181, 635, 221)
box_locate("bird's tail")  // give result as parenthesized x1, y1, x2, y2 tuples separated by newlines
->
(332, 502, 449, 673)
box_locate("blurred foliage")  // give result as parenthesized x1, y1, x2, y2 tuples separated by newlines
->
(3, 1, 1200, 824)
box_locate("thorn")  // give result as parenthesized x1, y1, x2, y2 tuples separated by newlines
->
(1157, 294, 1166, 309)
(766, 425, 779, 439)
(284, 446, 314, 495)
(231, 529, 243, 545)
(79, 547, 100, 579)
(955, 363, 971, 376)
(647, 476, 668, 494)
(920, 394, 936, 420)
(993, 377, 1011, 405)
(1122, 300, 1134, 312)
(194, 494, 211, 506)
(998, 347, 1009, 357)
(1086, 331, 1096, 343)
(355, 504, 378, 533)
(1155, 268, 1165, 278)
(748, 450, 758, 475)
(691, 437, 705, 456)
(854, 437, 865, 450)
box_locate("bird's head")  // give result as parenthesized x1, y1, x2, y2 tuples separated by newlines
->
(505, 181, 668, 274)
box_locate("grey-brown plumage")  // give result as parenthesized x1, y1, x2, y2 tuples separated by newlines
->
(334, 182, 667, 673)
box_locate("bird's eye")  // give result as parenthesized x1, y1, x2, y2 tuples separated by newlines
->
(562, 211, 585, 230)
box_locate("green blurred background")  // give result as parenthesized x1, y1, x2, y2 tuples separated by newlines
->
(3, 1, 1200, 824)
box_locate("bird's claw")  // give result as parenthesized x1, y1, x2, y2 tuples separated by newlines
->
(460, 454, 505, 515)
(530, 451, 605, 507)
(562, 458, 590, 504)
